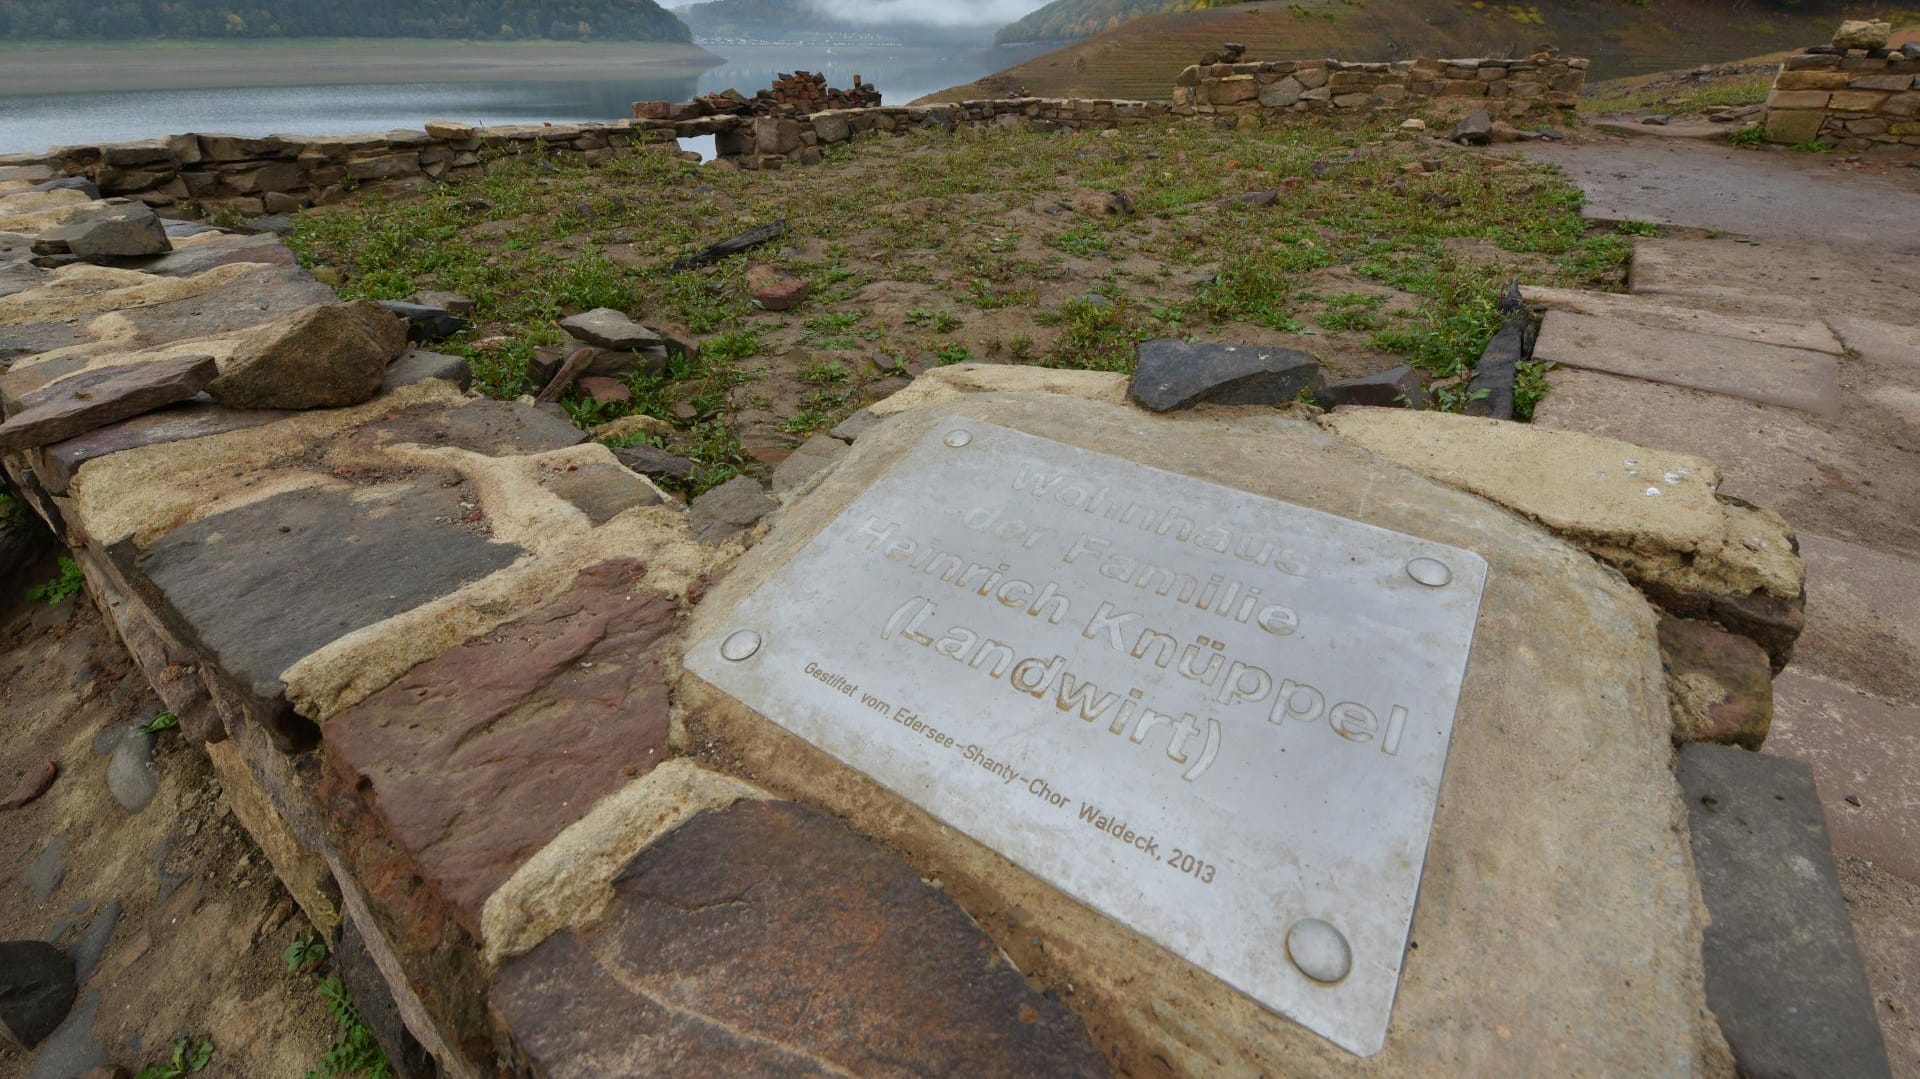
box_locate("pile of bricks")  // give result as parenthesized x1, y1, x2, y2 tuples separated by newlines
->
(634, 72, 881, 123)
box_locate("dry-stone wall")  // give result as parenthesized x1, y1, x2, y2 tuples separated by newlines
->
(1764, 46, 1920, 149)
(1175, 55, 1587, 118)
(0, 55, 1582, 212)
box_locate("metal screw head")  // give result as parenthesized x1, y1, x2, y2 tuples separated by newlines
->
(943, 429, 973, 448)
(719, 630, 763, 662)
(1405, 557, 1452, 588)
(1286, 918, 1353, 984)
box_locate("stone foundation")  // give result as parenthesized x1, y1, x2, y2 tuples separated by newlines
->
(1764, 47, 1920, 149)
(0, 53, 1587, 211)
(1175, 55, 1587, 118)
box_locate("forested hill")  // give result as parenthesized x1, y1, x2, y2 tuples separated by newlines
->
(0, 0, 693, 41)
(996, 0, 1250, 45)
(676, 0, 990, 44)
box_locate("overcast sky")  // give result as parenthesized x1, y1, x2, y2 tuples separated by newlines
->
(802, 0, 1054, 27)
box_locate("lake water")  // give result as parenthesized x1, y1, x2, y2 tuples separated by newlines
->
(0, 43, 1048, 156)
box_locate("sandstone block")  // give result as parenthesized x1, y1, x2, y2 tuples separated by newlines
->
(1767, 90, 1833, 109)
(206, 300, 408, 410)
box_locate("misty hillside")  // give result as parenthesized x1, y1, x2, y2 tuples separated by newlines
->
(0, 0, 692, 41)
(997, 0, 1249, 46)
(677, 0, 995, 44)
(935, 0, 1876, 101)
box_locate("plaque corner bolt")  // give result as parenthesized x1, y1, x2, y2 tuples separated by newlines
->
(719, 629, 763, 662)
(943, 428, 973, 448)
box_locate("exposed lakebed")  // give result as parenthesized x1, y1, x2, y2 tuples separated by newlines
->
(0, 41, 1049, 155)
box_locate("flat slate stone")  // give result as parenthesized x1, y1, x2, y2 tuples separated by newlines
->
(321, 559, 677, 934)
(538, 458, 662, 524)
(1520, 286, 1845, 355)
(1678, 743, 1891, 1079)
(381, 349, 472, 394)
(491, 799, 1106, 1078)
(611, 443, 695, 482)
(0, 265, 335, 370)
(131, 479, 522, 725)
(559, 308, 661, 352)
(768, 433, 847, 495)
(130, 232, 295, 277)
(38, 398, 295, 495)
(347, 399, 585, 458)
(688, 475, 776, 543)
(1127, 338, 1323, 412)
(23, 990, 104, 1079)
(0, 355, 218, 453)
(1534, 309, 1841, 417)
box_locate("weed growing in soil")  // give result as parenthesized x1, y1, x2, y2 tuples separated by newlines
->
(135, 1038, 214, 1079)
(24, 555, 82, 607)
(310, 975, 391, 1079)
(290, 118, 1622, 486)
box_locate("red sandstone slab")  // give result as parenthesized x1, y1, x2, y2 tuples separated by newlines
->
(491, 799, 1106, 1078)
(320, 559, 678, 937)
(1767, 672, 1920, 883)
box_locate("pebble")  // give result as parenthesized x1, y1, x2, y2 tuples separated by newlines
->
(105, 729, 158, 814)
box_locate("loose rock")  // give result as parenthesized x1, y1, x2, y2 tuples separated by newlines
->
(413, 290, 475, 317)
(39, 204, 172, 260)
(1658, 615, 1772, 749)
(1128, 339, 1323, 412)
(0, 354, 218, 454)
(377, 300, 470, 343)
(536, 346, 598, 404)
(690, 476, 778, 543)
(1451, 109, 1494, 146)
(106, 728, 158, 814)
(0, 762, 57, 811)
(560, 308, 663, 352)
(1314, 365, 1429, 410)
(612, 444, 696, 483)
(746, 265, 812, 311)
(575, 376, 632, 405)
(1833, 19, 1891, 50)
(0, 941, 76, 1050)
(206, 301, 407, 410)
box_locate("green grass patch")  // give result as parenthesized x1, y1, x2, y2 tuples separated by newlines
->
(290, 116, 1621, 446)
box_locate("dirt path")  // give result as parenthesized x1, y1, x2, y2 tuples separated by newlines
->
(1519, 135, 1920, 1076)
(0, 563, 337, 1079)
(1516, 136, 1920, 254)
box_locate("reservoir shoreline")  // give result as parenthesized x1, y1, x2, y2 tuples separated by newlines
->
(0, 41, 726, 96)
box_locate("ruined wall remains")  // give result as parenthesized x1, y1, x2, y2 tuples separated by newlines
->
(1764, 46, 1920, 149)
(0, 54, 1589, 216)
(1174, 55, 1587, 119)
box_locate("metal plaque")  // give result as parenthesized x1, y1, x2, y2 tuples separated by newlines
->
(687, 421, 1487, 1056)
